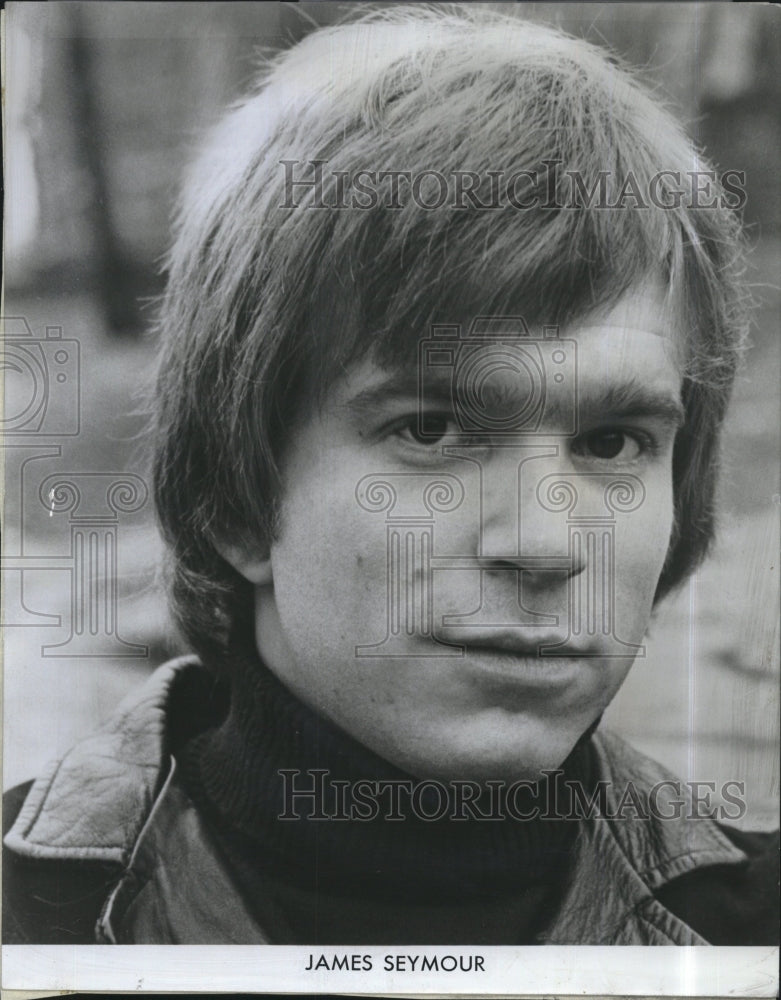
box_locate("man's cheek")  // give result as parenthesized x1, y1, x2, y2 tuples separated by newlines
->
(614, 507, 673, 628)
(431, 569, 485, 622)
(330, 524, 396, 644)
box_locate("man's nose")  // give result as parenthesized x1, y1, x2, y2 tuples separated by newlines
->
(476, 452, 584, 580)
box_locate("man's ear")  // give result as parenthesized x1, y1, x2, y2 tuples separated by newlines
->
(216, 541, 273, 586)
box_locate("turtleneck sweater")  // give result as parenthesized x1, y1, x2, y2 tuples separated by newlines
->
(176, 632, 598, 944)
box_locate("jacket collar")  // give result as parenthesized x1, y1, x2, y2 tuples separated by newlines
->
(4, 656, 198, 864)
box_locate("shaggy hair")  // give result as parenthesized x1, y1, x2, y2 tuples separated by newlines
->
(151, 5, 748, 665)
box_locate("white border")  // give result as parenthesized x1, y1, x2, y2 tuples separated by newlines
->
(2, 945, 778, 995)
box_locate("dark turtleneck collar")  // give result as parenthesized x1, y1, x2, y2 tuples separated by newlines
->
(177, 627, 597, 904)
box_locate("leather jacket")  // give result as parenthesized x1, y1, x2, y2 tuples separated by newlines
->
(3, 657, 777, 944)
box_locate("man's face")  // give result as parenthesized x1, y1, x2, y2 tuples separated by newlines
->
(250, 284, 683, 781)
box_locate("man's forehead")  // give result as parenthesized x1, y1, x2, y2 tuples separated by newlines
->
(361, 279, 683, 387)
(348, 323, 681, 391)
(332, 279, 685, 422)
(572, 277, 679, 335)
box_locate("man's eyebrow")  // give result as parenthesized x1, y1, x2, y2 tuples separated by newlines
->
(579, 379, 685, 428)
(344, 369, 685, 429)
(344, 370, 444, 415)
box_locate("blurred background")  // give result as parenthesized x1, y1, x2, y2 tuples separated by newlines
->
(3, 2, 779, 825)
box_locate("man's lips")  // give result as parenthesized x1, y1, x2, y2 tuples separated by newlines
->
(434, 627, 596, 658)
(436, 636, 600, 700)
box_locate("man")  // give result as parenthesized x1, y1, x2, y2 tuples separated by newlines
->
(4, 6, 777, 945)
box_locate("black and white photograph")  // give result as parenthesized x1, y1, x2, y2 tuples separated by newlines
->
(2, 2, 779, 995)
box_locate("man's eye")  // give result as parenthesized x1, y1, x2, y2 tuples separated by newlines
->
(395, 415, 453, 445)
(574, 429, 644, 462)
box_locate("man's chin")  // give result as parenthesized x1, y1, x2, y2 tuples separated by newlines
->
(390, 727, 594, 785)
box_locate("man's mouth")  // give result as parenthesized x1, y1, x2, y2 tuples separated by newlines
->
(435, 627, 595, 658)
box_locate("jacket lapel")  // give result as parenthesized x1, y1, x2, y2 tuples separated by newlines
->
(542, 731, 747, 944)
(98, 763, 271, 944)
